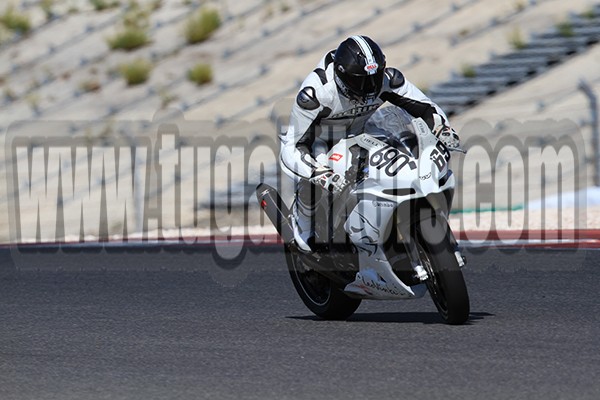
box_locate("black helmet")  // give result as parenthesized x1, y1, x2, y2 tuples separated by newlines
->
(333, 35, 386, 103)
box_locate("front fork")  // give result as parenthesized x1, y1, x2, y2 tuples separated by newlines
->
(396, 220, 429, 282)
(396, 209, 466, 283)
(441, 214, 467, 269)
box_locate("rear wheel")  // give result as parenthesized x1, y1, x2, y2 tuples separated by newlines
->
(415, 216, 470, 325)
(285, 245, 361, 320)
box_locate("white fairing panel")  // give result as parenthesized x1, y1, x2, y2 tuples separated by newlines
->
(326, 119, 452, 202)
(326, 118, 453, 300)
(343, 200, 427, 299)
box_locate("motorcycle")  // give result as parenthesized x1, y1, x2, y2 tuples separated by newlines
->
(256, 117, 469, 324)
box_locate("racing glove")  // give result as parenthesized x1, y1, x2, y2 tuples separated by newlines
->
(309, 167, 349, 195)
(434, 125, 462, 152)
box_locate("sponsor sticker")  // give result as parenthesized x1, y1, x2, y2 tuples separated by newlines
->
(329, 153, 343, 162)
(364, 62, 379, 75)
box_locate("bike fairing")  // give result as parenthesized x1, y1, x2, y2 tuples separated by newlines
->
(278, 117, 458, 301)
(259, 115, 470, 322)
(335, 119, 453, 299)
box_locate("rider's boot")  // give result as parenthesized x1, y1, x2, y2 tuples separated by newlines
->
(292, 199, 315, 253)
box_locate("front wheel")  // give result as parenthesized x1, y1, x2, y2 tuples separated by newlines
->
(285, 245, 361, 320)
(415, 216, 470, 325)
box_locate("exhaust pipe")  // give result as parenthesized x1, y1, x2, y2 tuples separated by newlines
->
(255, 183, 294, 244)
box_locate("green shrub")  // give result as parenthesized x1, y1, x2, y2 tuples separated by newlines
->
(40, 0, 55, 20)
(556, 21, 574, 37)
(184, 9, 221, 44)
(123, 2, 151, 30)
(0, 6, 31, 34)
(106, 1, 152, 51)
(263, 5, 274, 20)
(460, 63, 477, 78)
(107, 27, 149, 50)
(90, 0, 120, 11)
(119, 59, 152, 86)
(157, 87, 177, 108)
(150, 0, 163, 11)
(25, 94, 41, 112)
(188, 63, 213, 85)
(514, 0, 526, 12)
(507, 27, 526, 50)
(581, 9, 596, 19)
(280, 2, 291, 13)
(3, 87, 17, 102)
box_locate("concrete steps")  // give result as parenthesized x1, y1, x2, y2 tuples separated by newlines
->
(430, 10, 600, 116)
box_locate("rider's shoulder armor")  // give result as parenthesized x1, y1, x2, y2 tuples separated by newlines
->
(296, 52, 337, 111)
(296, 86, 320, 110)
(384, 67, 406, 89)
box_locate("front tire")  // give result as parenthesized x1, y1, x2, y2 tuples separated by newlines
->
(285, 245, 361, 320)
(416, 216, 470, 325)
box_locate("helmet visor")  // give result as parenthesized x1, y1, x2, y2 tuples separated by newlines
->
(340, 69, 384, 99)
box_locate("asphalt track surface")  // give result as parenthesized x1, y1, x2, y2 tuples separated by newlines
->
(0, 245, 599, 400)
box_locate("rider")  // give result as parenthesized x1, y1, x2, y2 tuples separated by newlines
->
(279, 35, 460, 252)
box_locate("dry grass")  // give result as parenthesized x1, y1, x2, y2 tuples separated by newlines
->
(460, 63, 477, 78)
(184, 9, 221, 45)
(106, 1, 152, 51)
(119, 59, 152, 86)
(90, 0, 120, 11)
(507, 27, 527, 50)
(556, 21, 574, 38)
(188, 63, 213, 85)
(0, 6, 31, 35)
(107, 27, 149, 51)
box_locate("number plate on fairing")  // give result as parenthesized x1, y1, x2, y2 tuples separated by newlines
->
(369, 145, 417, 177)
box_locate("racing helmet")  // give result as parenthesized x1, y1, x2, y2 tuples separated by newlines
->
(333, 35, 386, 103)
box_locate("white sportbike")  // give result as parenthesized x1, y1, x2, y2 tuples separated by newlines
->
(257, 118, 469, 324)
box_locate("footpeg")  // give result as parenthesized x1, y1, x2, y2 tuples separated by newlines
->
(413, 265, 428, 282)
(454, 251, 466, 268)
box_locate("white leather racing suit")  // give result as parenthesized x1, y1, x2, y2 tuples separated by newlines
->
(280, 50, 449, 181)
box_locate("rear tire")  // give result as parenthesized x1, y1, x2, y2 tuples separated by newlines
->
(416, 215, 470, 325)
(285, 245, 361, 320)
